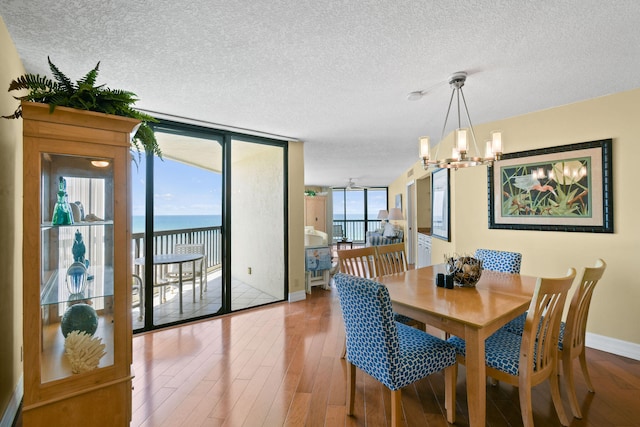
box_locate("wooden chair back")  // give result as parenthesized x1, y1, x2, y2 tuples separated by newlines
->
(375, 242, 408, 277)
(337, 247, 378, 279)
(562, 259, 607, 418)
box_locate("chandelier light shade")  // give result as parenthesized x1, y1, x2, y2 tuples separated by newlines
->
(419, 71, 503, 170)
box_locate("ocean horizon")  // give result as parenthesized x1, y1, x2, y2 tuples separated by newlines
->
(133, 215, 222, 234)
(133, 214, 380, 234)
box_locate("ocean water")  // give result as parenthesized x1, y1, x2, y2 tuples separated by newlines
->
(133, 215, 222, 234)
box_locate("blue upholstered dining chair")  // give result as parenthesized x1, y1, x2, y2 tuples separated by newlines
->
(448, 269, 576, 427)
(333, 273, 457, 426)
(474, 248, 522, 274)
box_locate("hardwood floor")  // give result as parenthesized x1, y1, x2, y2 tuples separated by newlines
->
(131, 284, 640, 426)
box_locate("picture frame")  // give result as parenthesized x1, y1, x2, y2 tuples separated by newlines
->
(488, 139, 613, 233)
(431, 168, 450, 241)
(395, 193, 402, 210)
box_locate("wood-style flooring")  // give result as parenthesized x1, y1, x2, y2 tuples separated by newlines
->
(130, 284, 640, 426)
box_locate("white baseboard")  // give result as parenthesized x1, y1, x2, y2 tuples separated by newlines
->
(288, 290, 306, 303)
(1, 375, 22, 427)
(586, 332, 640, 361)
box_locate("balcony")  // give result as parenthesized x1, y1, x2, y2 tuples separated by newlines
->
(131, 225, 280, 329)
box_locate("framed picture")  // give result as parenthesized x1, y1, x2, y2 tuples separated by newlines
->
(395, 193, 402, 209)
(488, 139, 613, 233)
(431, 168, 450, 241)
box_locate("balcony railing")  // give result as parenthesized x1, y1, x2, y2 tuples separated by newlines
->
(333, 219, 384, 243)
(132, 226, 222, 272)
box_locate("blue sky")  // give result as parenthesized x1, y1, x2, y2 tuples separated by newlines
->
(132, 157, 387, 218)
(132, 156, 222, 216)
(333, 189, 388, 218)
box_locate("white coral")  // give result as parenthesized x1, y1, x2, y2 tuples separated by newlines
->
(64, 330, 106, 374)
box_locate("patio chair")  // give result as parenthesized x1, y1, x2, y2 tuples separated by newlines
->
(165, 243, 207, 298)
(334, 273, 457, 426)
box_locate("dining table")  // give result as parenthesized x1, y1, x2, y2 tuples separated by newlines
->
(377, 264, 538, 427)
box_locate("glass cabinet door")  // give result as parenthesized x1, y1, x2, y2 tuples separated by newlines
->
(39, 153, 115, 381)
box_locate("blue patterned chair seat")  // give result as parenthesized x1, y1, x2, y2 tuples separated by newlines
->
(448, 329, 542, 376)
(501, 313, 567, 350)
(474, 248, 522, 274)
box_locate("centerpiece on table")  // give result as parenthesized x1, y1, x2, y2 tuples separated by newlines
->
(445, 254, 483, 287)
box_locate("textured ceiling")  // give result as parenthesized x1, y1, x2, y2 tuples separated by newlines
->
(2, 0, 640, 188)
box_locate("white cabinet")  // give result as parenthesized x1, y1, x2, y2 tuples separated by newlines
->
(417, 233, 432, 268)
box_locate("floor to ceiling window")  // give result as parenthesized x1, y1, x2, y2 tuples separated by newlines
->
(131, 121, 287, 333)
(332, 187, 388, 242)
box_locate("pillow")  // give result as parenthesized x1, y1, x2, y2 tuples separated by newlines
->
(383, 222, 396, 237)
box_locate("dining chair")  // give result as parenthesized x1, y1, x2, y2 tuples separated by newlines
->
(375, 242, 408, 276)
(336, 247, 378, 358)
(562, 258, 607, 418)
(474, 248, 522, 274)
(337, 246, 378, 278)
(501, 259, 607, 419)
(166, 243, 207, 298)
(375, 243, 424, 330)
(448, 268, 576, 427)
(333, 273, 457, 426)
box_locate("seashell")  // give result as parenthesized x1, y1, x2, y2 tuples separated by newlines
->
(64, 330, 106, 374)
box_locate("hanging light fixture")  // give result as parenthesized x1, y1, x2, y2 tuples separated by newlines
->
(418, 71, 503, 170)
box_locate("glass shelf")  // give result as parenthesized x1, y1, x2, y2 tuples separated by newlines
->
(40, 266, 115, 306)
(41, 220, 113, 229)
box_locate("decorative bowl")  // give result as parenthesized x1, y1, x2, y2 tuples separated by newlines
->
(446, 256, 483, 287)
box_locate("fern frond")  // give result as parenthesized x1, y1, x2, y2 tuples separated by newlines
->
(8, 74, 58, 93)
(77, 61, 101, 88)
(48, 56, 75, 93)
(1, 105, 22, 119)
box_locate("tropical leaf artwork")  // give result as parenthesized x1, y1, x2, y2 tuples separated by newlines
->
(500, 157, 591, 218)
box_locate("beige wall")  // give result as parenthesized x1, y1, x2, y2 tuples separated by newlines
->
(288, 142, 305, 294)
(231, 143, 285, 298)
(0, 16, 24, 423)
(390, 88, 640, 347)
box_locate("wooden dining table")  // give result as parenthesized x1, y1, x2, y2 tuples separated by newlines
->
(377, 264, 538, 427)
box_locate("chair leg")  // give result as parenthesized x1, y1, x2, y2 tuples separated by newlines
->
(390, 389, 402, 427)
(444, 364, 457, 424)
(579, 349, 595, 392)
(518, 385, 535, 427)
(346, 361, 356, 415)
(549, 372, 571, 426)
(563, 351, 582, 419)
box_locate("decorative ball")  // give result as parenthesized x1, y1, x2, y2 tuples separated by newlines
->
(446, 256, 483, 287)
(61, 303, 99, 337)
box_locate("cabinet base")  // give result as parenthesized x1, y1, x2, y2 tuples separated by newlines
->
(23, 379, 131, 427)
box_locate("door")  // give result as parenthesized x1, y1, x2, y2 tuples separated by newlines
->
(406, 181, 416, 265)
(305, 195, 326, 232)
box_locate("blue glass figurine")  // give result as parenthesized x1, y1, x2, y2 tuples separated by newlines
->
(52, 177, 74, 225)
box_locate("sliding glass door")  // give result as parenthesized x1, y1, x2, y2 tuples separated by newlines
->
(132, 121, 287, 333)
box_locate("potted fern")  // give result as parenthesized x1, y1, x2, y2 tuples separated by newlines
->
(3, 57, 161, 159)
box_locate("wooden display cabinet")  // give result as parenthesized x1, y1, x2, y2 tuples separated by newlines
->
(21, 102, 137, 426)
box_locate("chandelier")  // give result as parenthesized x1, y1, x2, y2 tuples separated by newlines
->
(418, 71, 503, 170)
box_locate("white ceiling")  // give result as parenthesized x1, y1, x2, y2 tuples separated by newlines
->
(2, 0, 640, 188)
